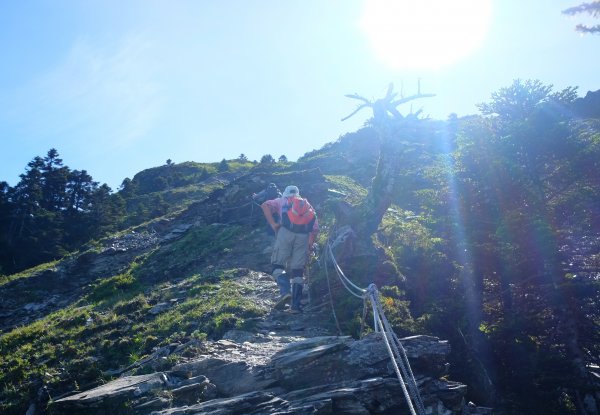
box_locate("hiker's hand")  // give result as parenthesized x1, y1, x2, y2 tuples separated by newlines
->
(272, 223, 281, 233)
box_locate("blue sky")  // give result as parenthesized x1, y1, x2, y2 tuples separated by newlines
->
(1, 0, 598, 190)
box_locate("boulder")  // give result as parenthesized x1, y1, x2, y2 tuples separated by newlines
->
(52, 333, 468, 415)
(52, 373, 174, 414)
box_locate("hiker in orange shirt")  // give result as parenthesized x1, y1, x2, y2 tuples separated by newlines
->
(261, 185, 318, 313)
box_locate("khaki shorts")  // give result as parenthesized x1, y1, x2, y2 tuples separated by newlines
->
(271, 226, 309, 270)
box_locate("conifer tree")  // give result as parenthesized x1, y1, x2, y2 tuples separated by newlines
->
(0, 149, 124, 273)
(563, 1, 600, 33)
(260, 154, 275, 164)
(454, 80, 599, 412)
(218, 158, 230, 171)
(40, 148, 69, 211)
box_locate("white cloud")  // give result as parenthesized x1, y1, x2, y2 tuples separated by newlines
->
(10, 33, 163, 150)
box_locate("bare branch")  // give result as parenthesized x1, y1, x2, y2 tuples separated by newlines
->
(384, 83, 396, 101)
(389, 107, 402, 119)
(341, 104, 369, 121)
(390, 93, 436, 108)
(342, 82, 436, 122)
(344, 94, 371, 104)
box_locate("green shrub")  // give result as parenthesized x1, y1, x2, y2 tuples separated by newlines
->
(89, 273, 140, 303)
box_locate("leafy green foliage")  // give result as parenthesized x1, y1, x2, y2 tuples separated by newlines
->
(324, 175, 368, 204)
(218, 158, 230, 172)
(435, 80, 600, 412)
(316, 79, 600, 413)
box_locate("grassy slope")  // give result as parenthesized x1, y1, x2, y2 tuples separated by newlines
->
(0, 130, 440, 413)
(0, 225, 267, 413)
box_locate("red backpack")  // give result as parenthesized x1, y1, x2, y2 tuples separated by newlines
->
(282, 196, 316, 233)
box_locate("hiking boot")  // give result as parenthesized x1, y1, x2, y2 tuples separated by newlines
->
(273, 293, 291, 310)
(271, 268, 286, 282)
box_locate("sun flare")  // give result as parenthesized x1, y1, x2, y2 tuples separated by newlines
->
(360, 0, 492, 70)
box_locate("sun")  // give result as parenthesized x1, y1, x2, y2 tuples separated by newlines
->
(360, 0, 492, 70)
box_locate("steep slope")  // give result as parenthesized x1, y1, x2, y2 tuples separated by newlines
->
(0, 154, 489, 414)
(50, 272, 473, 415)
(118, 160, 256, 229)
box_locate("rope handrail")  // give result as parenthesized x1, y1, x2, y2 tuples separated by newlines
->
(324, 239, 426, 415)
(326, 243, 367, 298)
(323, 245, 343, 335)
(369, 285, 426, 414)
(371, 298, 419, 415)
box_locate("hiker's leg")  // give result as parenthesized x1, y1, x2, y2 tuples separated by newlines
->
(287, 233, 309, 311)
(271, 227, 294, 265)
(272, 265, 290, 296)
(288, 233, 310, 271)
(271, 228, 294, 296)
(290, 269, 304, 311)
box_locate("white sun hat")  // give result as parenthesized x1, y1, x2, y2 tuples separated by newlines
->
(282, 185, 300, 198)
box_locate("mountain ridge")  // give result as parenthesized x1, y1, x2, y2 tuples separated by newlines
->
(1, 130, 476, 414)
(2, 84, 600, 414)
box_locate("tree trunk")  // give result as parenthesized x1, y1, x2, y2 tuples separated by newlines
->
(557, 299, 600, 415)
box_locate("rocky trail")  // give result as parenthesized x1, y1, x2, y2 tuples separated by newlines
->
(48, 270, 490, 415)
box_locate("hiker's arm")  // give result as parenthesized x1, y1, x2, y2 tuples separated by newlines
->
(261, 202, 281, 232)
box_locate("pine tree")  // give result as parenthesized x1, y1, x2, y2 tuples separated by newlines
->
(453, 80, 599, 412)
(0, 182, 12, 274)
(563, 1, 600, 33)
(0, 150, 124, 273)
(260, 154, 275, 164)
(40, 148, 69, 211)
(66, 170, 97, 213)
(119, 178, 138, 197)
(218, 159, 230, 172)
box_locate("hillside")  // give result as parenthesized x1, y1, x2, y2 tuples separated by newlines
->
(0, 162, 477, 415)
(0, 127, 487, 415)
(1, 81, 600, 415)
